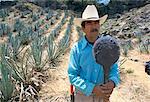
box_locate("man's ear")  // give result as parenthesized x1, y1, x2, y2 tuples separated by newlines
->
(82, 27, 85, 32)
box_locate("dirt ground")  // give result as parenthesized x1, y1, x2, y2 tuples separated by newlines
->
(110, 51, 150, 102)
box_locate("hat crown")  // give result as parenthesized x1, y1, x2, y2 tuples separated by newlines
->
(82, 5, 99, 19)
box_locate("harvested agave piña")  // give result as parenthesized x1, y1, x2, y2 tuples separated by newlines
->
(93, 35, 120, 83)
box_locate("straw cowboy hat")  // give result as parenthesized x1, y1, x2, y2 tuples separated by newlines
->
(75, 5, 108, 27)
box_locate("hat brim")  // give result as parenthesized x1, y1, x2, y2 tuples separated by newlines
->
(75, 15, 108, 27)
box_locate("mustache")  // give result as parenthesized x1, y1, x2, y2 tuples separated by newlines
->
(91, 28, 99, 32)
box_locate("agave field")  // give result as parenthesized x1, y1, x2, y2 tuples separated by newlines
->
(0, 1, 150, 102)
(0, 2, 77, 101)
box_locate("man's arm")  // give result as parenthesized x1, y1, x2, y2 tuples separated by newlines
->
(68, 46, 95, 96)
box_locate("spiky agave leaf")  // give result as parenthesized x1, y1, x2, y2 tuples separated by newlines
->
(46, 10, 53, 21)
(47, 35, 63, 67)
(13, 19, 24, 33)
(0, 44, 25, 82)
(0, 23, 11, 37)
(32, 13, 40, 22)
(58, 16, 73, 51)
(0, 9, 9, 21)
(30, 37, 47, 71)
(139, 39, 150, 54)
(0, 58, 14, 102)
(9, 35, 22, 60)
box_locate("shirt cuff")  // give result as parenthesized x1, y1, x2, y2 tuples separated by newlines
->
(84, 82, 95, 96)
(109, 76, 120, 87)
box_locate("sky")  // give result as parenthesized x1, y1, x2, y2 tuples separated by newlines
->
(96, 0, 111, 5)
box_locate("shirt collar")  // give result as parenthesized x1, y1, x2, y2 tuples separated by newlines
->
(81, 36, 88, 50)
(81, 35, 100, 50)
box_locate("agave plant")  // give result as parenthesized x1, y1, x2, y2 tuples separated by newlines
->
(40, 10, 44, 16)
(58, 16, 73, 50)
(0, 9, 9, 21)
(0, 23, 11, 37)
(58, 25, 70, 51)
(0, 43, 25, 82)
(0, 42, 45, 101)
(34, 22, 39, 31)
(19, 26, 33, 45)
(122, 44, 129, 57)
(69, 15, 74, 25)
(120, 40, 133, 57)
(20, 12, 26, 18)
(9, 35, 24, 61)
(47, 35, 64, 67)
(37, 19, 44, 27)
(45, 23, 50, 30)
(51, 29, 57, 37)
(134, 30, 142, 43)
(0, 61, 14, 102)
(13, 19, 25, 33)
(50, 17, 65, 38)
(61, 14, 67, 25)
(1, 44, 41, 101)
(32, 13, 40, 22)
(139, 39, 150, 54)
(0, 44, 14, 102)
(0, 43, 10, 59)
(50, 18, 55, 25)
(76, 26, 84, 40)
(56, 12, 61, 20)
(46, 10, 53, 21)
(37, 28, 45, 37)
(64, 10, 68, 18)
(30, 37, 47, 72)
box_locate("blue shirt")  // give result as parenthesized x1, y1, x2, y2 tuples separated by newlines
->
(68, 36, 120, 96)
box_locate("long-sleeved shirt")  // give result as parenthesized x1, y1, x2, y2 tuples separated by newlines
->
(68, 36, 120, 96)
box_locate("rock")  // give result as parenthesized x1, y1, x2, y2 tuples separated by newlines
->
(145, 61, 150, 75)
(110, 30, 119, 35)
(134, 59, 139, 62)
(122, 26, 130, 31)
(143, 27, 150, 34)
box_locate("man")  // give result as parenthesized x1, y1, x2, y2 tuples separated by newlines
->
(68, 5, 120, 102)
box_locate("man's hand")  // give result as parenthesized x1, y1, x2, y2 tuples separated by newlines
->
(93, 85, 105, 98)
(101, 80, 115, 95)
(101, 80, 115, 101)
(93, 80, 115, 100)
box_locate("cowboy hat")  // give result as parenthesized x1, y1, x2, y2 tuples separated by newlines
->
(75, 5, 108, 27)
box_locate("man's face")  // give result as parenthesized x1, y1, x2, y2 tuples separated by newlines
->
(82, 20, 100, 38)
